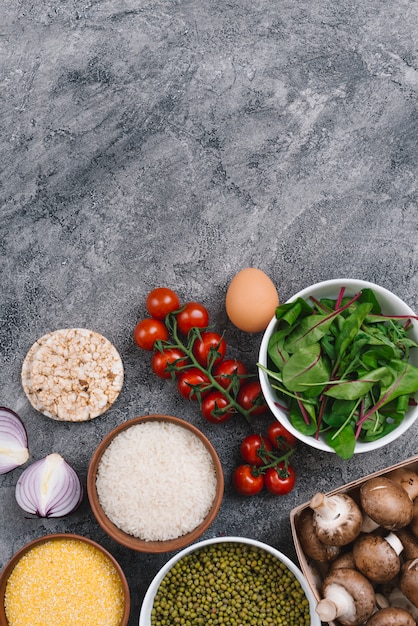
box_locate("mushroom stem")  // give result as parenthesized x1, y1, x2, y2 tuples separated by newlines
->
(386, 532, 405, 556)
(310, 492, 362, 546)
(316, 584, 357, 622)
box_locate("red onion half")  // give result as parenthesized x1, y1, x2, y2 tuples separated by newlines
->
(15, 453, 83, 517)
(0, 407, 29, 474)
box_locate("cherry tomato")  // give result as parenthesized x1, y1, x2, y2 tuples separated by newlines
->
(176, 302, 209, 335)
(192, 331, 226, 368)
(237, 381, 268, 415)
(232, 465, 264, 496)
(151, 348, 188, 379)
(177, 368, 211, 400)
(201, 390, 235, 423)
(213, 359, 248, 390)
(146, 287, 180, 320)
(239, 434, 273, 467)
(133, 318, 169, 351)
(267, 421, 297, 450)
(264, 463, 296, 495)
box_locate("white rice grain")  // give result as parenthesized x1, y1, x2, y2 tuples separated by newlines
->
(95, 421, 218, 541)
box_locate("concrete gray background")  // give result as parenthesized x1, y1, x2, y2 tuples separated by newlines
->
(1, 0, 418, 623)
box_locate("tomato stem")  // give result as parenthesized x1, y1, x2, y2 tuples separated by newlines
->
(164, 314, 256, 422)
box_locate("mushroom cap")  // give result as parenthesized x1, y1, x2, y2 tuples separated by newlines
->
(310, 492, 363, 546)
(353, 533, 402, 583)
(387, 468, 418, 501)
(360, 476, 414, 530)
(328, 551, 357, 573)
(319, 567, 375, 626)
(396, 528, 418, 560)
(297, 508, 341, 562)
(400, 558, 418, 608)
(408, 498, 418, 538)
(366, 607, 415, 626)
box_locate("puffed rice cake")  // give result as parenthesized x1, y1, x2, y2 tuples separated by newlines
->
(21, 328, 124, 421)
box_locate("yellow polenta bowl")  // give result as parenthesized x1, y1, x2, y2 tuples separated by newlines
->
(0, 533, 130, 626)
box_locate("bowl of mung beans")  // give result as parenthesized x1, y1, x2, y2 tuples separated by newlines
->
(0, 533, 130, 626)
(139, 536, 320, 626)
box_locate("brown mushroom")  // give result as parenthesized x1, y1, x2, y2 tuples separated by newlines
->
(328, 551, 357, 573)
(397, 528, 418, 560)
(316, 567, 376, 626)
(408, 498, 418, 538)
(366, 607, 415, 626)
(297, 508, 341, 562)
(360, 476, 414, 531)
(386, 587, 418, 620)
(400, 558, 418, 608)
(353, 532, 404, 583)
(387, 468, 418, 501)
(309, 492, 363, 546)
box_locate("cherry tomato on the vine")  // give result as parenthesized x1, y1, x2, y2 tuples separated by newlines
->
(264, 463, 296, 495)
(133, 318, 169, 351)
(237, 381, 268, 416)
(177, 368, 211, 400)
(146, 287, 180, 320)
(176, 302, 209, 335)
(201, 390, 234, 423)
(239, 434, 273, 467)
(151, 348, 188, 379)
(213, 359, 248, 390)
(267, 421, 297, 450)
(232, 465, 264, 496)
(193, 331, 226, 368)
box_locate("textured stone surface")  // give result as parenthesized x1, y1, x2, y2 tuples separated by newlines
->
(2, 0, 418, 623)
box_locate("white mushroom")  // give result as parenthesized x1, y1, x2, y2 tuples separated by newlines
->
(353, 532, 404, 583)
(297, 508, 341, 562)
(360, 476, 414, 531)
(309, 492, 363, 546)
(400, 558, 418, 608)
(366, 606, 416, 626)
(316, 567, 376, 626)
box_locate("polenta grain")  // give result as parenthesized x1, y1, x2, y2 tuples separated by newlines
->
(4, 538, 125, 626)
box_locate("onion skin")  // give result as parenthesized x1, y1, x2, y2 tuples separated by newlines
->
(15, 453, 83, 517)
(0, 407, 29, 474)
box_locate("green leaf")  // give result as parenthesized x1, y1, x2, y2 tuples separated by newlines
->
(324, 367, 388, 400)
(322, 399, 358, 427)
(325, 424, 356, 459)
(335, 302, 373, 360)
(285, 313, 339, 353)
(378, 360, 418, 406)
(275, 299, 313, 325)
(289, 402, 318, 436)
(282, 344, 330, 393)
(267, 329, 290, 371)
(361, 345, 397, 369)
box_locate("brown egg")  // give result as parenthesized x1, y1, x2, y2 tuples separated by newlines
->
(225, 268, 279, 333)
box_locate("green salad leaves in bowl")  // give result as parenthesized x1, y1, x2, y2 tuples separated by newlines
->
(258, 279, 418, 459)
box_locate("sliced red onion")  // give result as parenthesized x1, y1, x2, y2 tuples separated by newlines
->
(0, 407, 29, 474)
(15, 453, 83, 517)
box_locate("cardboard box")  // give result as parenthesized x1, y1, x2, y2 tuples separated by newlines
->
(290, 454, 418, 625)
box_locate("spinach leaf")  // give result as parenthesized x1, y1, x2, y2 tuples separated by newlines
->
(325, 424, 356, 459)
(282, 343, 330, 394)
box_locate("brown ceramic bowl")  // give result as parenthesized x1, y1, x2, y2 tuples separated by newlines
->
(0, 533, 130, 626)
(87, 414, 224, 553)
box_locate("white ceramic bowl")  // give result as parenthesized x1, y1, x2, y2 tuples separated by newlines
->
(139, 536, 321, 625)
(259, 279, 418, 454)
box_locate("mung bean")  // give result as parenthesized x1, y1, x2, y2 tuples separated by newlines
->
(151, 543, 310, 626)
